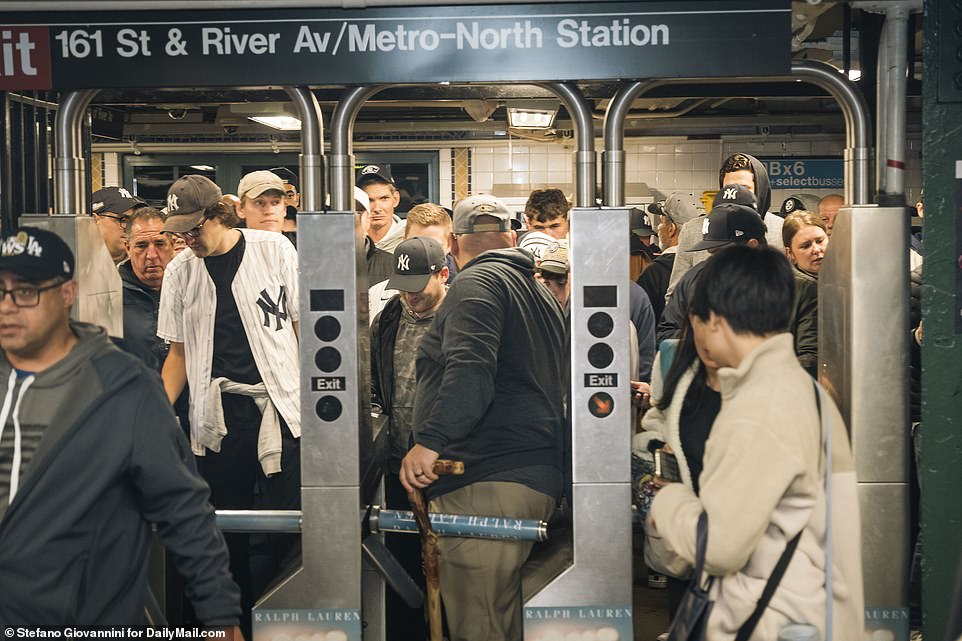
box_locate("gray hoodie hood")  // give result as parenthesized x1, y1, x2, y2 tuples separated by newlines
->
(720, 153, 772, 215)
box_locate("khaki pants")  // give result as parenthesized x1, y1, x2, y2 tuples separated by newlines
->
(430, 482, 555, 641)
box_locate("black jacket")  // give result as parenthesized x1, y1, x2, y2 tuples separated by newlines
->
(119, 261, 165, 371)
(0, 323, 239, 625)
(414, 248, 566, 499)
(371, 295, 403, 417)
(790, 268, 819, 378)
(638, 251, 676, 325)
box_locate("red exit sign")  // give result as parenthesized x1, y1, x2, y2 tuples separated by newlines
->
(0, 27, 52, 90)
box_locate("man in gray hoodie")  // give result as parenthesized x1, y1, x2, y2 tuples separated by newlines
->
(0, 227, 239, 627)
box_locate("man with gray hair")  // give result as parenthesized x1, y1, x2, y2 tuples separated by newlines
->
(400, 194, 566, 641)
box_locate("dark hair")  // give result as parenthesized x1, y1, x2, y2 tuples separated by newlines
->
(525, 188, 570, 222)
(205, 199, 240, 228)
(689, 245, 795, 335)
(718, 153, 754, 188)
(125, 206, 166, 235)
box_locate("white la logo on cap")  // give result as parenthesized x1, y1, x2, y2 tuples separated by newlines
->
(167, 193, 179, 212)
(397, 253, 411, 271)
(702, 218, 711, 235)
(723, 187, 737, 200)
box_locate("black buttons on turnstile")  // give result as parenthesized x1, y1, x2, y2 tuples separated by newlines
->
(583, 286, 618, 419)
(587, 342, 614, 369)
(587, 311, 614, 338)
(309, 289, 347, 422)
(314, 316, 341, 342)
(315, 346, 342, 372)
(315, 396, 343, 422)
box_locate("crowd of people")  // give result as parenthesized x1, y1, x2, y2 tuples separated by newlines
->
(0, 152, 882, 641)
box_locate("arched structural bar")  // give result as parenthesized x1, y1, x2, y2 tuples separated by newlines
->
(330, 86, 386, 212)
(602, 60, 872, 207)
(284, 87, 325, 212)
(540, 82, 597, 208)
(54, 90, 98, 215)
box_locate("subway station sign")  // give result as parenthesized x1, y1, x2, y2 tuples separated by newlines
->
(759, 157, 845, 190)
(0, 1, 790, 90)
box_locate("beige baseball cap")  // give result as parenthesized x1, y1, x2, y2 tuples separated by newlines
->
(237, 170, 286, 201)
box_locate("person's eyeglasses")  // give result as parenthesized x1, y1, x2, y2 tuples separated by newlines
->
(172, 218, 208, 240)
(0, 280, 66, 308)
(96, 213, 129, 227)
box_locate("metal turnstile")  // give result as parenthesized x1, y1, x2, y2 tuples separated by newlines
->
(523, 207, 634, 640)
(253, 210, 374, 640)
(819, 205, 911, 640)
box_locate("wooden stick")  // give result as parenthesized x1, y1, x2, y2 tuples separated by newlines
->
(408, 459, 464, 641)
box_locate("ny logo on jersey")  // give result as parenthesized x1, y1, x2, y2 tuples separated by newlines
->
(722, 187, 738, 200)
(396, 253, 411, 271)
(256, 286, 289, 331)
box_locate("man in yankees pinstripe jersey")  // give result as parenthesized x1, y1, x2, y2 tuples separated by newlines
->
(157, 174, 301, 635)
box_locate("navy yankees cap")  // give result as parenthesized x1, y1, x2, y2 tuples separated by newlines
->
(0, 227, 75, 283)
(713, 183, 758, 211)
(387, 236, 446, 293)
(91, 186, 146, 216)
(689, 202, 767, 252)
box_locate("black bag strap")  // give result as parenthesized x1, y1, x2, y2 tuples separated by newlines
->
(733, 380, 824, 641)
(693, 511, 709, 580)
(733, 530, 802, 641)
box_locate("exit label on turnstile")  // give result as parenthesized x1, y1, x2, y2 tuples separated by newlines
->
(311, 376, 346, 392)
(584, 373, 618, 388)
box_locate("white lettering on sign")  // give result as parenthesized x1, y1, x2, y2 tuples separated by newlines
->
(116, 29, 152, 57)
(202, 27, 280, 55)
(54, 29, 104, 59)
(1, 30, 39, 75)
(556, 19, 668, 48)
(293, 25, 331, 53)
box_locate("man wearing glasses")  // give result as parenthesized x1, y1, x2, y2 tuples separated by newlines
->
(157, 175, 301, 636)
(91, 186, 147, 264)
(0, 227, 240, 626)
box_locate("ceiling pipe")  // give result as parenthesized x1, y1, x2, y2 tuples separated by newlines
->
(283, 87, 324, 212)
(54, 90, 98, 215)
(540, 82, 596, 208)
(602, 60, 872, 207)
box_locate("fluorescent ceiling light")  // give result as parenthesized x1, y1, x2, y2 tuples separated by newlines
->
(507, 107, 557, 129)
(248, 115, 302, 130)
(190, 164, 215, 171)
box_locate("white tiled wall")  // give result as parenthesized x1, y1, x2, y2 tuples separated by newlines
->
(465, 134, 924, 209)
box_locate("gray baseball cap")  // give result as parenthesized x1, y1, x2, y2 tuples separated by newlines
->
(453, 194, 516, 234)
(663, 191, 705, 226)
(162, 175, 223, 233)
